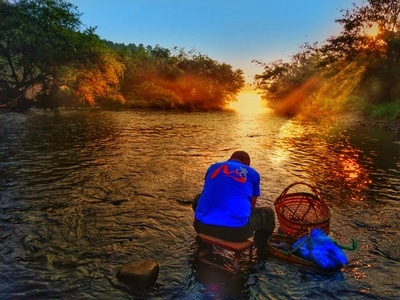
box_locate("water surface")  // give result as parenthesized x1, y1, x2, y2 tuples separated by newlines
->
(0, 109, 399, 299)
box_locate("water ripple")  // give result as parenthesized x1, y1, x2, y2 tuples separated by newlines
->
(0, 109, 399, 299)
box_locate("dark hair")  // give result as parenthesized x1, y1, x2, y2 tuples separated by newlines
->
(230, 151, 251, 166)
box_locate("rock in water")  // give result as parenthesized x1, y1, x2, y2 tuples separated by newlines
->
(117, 259, 159, 289)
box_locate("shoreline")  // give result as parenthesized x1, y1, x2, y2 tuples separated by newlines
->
(354, 117, 400, 134)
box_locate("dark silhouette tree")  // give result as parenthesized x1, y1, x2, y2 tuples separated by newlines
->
(0, 0, 124, 108)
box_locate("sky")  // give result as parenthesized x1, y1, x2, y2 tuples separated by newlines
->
(69, 0, 363, 83)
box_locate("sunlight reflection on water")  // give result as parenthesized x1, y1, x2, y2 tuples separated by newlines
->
(0, 109, 399, 299)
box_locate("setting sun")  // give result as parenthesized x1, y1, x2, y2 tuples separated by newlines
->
(229, 88, 266, 114)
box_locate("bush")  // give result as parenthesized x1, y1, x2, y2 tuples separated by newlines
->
(366, 100, 400, 120)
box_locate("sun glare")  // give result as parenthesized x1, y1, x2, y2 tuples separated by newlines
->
(365, 23, 379, 38)
(229, 89, 266, 114)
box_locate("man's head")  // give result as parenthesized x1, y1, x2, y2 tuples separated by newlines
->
(230, 150, 251, 166)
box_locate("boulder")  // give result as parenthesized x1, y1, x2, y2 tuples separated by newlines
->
(116, 259, 159, 289)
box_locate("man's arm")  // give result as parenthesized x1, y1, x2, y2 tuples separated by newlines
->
(251, 196, 257, 209)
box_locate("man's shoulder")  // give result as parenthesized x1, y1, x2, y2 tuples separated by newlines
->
(208, 161, 225, 168)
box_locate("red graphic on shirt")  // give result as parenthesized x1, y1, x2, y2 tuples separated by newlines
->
(210, 164, 247, 183)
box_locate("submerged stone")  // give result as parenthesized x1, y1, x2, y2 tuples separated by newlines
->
(116, 259, 159, 289)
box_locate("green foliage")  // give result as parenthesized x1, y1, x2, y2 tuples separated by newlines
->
(254, 43, 323, 102)
(0, 0, 244, 110)
(0, 0, 125, 108)
(366, 100, 400, 120)
(1, 0, 82, 102)
(253, 0, 400, 121)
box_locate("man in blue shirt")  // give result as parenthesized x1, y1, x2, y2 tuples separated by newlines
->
(193, 150, 275, 257)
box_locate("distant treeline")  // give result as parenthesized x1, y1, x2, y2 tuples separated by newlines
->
(253, 0, 400, 120)
(0, 0, 244, 110)
(1, 0, 400, 120)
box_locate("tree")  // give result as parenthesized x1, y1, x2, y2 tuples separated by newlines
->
(329, 0, 400, 103)
(253, 43, 322, 103)
(63, 40, 125, 107)
(0, 0, 124, 108)
(254, 0, 400, 113)
(321, 0, 400, 62)
(177, 52, 244, 110)
(0, 0, 79, 106)
(111, 42, 244, 110)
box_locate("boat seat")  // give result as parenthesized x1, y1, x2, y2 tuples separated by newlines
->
(194, 233, 254, 273)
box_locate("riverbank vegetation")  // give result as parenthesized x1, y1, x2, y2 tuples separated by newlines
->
(254, 0, 400, 124)
(0, 0, 244, 110)
(1, 0, 399, 126)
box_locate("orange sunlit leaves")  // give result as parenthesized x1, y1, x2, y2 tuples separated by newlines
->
(75, 50, 125, 105)
(123, 63, 243, 110)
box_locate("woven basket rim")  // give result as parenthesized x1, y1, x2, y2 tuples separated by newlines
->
(274, 183, 330, 237)
(275, 192, 324, 203)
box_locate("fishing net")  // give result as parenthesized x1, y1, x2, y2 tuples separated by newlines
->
(274, 182, 330, 237)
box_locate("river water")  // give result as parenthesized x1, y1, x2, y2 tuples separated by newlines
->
(0, 108, 399, 299)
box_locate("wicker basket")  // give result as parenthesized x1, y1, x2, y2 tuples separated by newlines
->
(274, 182, 330, 237)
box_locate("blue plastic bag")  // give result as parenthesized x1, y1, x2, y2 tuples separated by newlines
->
(292, 228, 348, 271)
